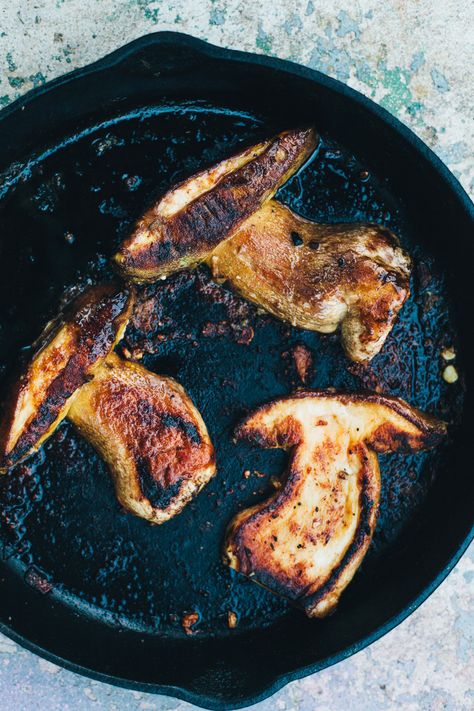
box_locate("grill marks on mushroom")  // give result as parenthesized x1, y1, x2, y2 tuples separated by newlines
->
(0, 283, 134, 472)
(113, 127, 319, 281)
(224, 391, 446, 617)
(0, 287, 215, 524)
(113, 127, 411, 362)
(67, 353, 216, 524)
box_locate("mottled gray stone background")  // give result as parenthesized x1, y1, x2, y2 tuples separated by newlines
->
(0, 2, 472, 710)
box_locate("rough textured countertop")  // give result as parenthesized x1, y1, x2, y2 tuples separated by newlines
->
(0, 2, 472, 710)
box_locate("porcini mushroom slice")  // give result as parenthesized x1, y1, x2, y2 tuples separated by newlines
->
(67, 353, 216, 524)
(0, 283, 134, 471)
(209, 201, 411, 362)
(224, 391, 446, 617)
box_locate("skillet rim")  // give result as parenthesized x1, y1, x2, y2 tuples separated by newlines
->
(0, 31, 472, 710)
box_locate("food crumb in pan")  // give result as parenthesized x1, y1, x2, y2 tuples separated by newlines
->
(236, 325, 254, 345)
(182, 611, 200, 635)
(201, 319, 254, 345)
(201, 320, 230, 338)
(120, 345, 143, 361)
(442, 365, 458, 384)
(92, 132, 124, 156)
(227, 611, 238, 628)
(122, 173, 142, 191)
(291, 343, 313, 384)
(24, 565, 53, 594)
(441, 346, 456, 362)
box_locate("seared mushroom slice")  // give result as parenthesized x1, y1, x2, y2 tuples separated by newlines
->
(114, 127, 318, 281)
(67, 353, 216, 524)
(224, 391, 446, 617)
(209, 201, 411, 362)
(0, 284, 134, 472)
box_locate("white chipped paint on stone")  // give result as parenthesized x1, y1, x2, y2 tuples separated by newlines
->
(38, 658, 61, 674)
(0, 639, 17, 654)
(84, 686, 98, 701)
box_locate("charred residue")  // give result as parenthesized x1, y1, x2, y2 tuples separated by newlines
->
(0, 105, 464, 637)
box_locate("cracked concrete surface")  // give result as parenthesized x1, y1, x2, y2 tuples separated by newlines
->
(0, 1, 472, 709)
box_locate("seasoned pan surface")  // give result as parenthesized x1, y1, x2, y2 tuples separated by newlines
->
(0, 32, 472, 710)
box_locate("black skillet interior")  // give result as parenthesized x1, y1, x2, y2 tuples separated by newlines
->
(0, 33, 472, 710)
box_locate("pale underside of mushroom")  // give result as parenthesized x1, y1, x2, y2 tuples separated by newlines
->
(224, 391, 446, 617)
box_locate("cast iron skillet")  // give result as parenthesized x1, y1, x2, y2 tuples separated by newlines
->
(0, 32, 472, 710)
